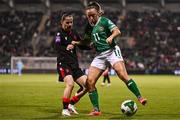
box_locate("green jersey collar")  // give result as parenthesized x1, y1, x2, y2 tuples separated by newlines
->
(95, 17, 101, 26)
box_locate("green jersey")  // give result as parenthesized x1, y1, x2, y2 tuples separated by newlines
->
(84, 17, 117, 52)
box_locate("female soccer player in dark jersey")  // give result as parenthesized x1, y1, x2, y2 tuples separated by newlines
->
(54, 12, 87, 116)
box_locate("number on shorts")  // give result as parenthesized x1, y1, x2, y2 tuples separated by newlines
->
(114, 47, 121, 57)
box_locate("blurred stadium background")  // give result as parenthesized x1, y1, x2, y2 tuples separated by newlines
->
(0, 0, 180, 74)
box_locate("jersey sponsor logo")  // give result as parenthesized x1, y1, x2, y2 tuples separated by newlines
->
(57, 32, 60, 36)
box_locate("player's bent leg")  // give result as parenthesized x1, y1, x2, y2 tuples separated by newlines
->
(69, 75, 87, 114)
(75, 75, 87, 96)
(69, 88, 88, 114)
(75, 86, 83, 96)
(73, 75, 87, 100)
(75, 80, 84, 95)
(113, 61, 130, 82)
(113, 61, 147, 105)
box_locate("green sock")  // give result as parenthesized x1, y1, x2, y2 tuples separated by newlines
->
(126, 79, 141, 98)
(89, 89, 100, 111)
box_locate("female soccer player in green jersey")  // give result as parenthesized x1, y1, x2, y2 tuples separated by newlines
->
(73, 1, 147, 116)
(85, 2, 147, 115)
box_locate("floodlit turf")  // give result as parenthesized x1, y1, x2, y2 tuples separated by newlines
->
(0, 74, 180, 119)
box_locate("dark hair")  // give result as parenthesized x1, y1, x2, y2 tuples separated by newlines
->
(86, 1, 103, 15)
(61, 11, 73, 21)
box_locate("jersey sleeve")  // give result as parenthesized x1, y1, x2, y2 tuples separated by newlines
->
(81, 24, 92, 46)
(72, 30, 81, 42)
(104, 17, 117, 32)
(84, 24, 92, 41)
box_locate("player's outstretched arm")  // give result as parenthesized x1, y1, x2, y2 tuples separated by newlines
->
(71, 40, 92, 50)
(71, 41, 80, 45)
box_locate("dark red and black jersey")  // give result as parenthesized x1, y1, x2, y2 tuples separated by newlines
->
(54, 27, 81, 64)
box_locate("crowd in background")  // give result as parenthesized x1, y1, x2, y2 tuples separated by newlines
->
(120, 10, 180, 71)
(0, 9, 179, 71)
(0, 11, 42, 67)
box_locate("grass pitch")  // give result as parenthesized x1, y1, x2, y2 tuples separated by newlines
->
(0, 74, 180, 119)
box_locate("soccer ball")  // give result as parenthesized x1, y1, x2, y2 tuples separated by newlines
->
(121, 100, 137, 116)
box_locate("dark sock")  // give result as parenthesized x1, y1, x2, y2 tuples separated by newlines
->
(107, 76, 110, 83)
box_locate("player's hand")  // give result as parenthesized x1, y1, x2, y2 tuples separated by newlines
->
(66, 44, 74, 51)
(71, 41, 79, 45)
(106, 36, 113, 44)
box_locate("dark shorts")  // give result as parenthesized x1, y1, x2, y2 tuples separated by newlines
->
(57, 62, 84, 82)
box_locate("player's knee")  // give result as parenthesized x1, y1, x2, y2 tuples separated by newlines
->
(66, 82, 74, 89)
(87, 77, 95, 86)
(85, 80, 94, 91)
